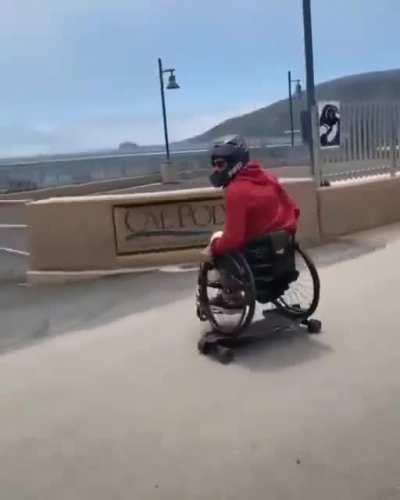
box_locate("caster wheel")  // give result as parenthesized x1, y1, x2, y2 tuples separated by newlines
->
(215, 345, 234, 365)
(196, 305, 207, 322)
(197, 337, 210, 355)
(307, 319, 322, 334)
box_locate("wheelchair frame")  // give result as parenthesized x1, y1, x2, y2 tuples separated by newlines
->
(196, 232, 322, 363)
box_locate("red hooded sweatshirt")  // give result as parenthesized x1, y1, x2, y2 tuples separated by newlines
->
(211, 161, 300, 256)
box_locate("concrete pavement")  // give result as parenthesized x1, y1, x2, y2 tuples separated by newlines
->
(0, 223, 400, 499)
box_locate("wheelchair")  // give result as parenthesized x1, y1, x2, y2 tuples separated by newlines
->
(196, 231, 321, 364)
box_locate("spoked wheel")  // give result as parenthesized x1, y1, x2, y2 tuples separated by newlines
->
(273, 245, 320, 319)
(198, 255, 256, 336)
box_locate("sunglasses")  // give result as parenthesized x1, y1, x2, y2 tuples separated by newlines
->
(212, 158, 228, 169)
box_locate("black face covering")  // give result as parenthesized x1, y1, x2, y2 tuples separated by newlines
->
(209, 161, 245, 188)
(209, 167, 230, 188)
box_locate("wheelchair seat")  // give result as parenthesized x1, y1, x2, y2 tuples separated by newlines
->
(243, 230, 299, 304)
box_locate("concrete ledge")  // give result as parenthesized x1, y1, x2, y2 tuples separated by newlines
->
(27, 179, 320, 282)
(0, 248, 28, 282)
(0, 225, 28, 254)
(27, 267, 159, 285)
(319, 175, 400, 239)
(0, 200, 30, 225)
(0, 174, 162, 201)
(23, 173, 400, 285)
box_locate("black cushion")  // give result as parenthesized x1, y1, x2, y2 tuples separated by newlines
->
(244, 231, 297, 303)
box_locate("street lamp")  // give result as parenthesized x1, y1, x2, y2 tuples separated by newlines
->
(288, 71, 302, 148)
(158, 57, 180, 183)
(302, 0, 317, 177)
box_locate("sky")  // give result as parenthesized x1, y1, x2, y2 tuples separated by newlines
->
(0, 0, 399, 157)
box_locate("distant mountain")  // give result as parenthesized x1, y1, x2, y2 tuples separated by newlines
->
(187, 69, 400, 144)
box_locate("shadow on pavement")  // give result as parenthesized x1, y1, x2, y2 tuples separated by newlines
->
(312, 222, 400, 268)
(310, 238, 385, 268)
(0, 269, 197, 355)
(234, 313, 332, 372)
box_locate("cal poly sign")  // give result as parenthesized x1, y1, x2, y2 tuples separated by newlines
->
(113, 197, 225, 255)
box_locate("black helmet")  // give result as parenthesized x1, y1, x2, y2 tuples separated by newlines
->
(209, 135, 250, 188)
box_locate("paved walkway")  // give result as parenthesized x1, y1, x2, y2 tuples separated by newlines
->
(1, 223, 400, 499)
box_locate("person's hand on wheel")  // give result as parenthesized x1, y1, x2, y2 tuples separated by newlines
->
(210, 230, 223, 243)
(200, 245, 213, 262)
(200, 230, 223, 262)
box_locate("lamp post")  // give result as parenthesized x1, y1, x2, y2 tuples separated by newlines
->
(158, 57, 180, 183)
(302, 0, 317, 176)
(288, 71, 302, 148)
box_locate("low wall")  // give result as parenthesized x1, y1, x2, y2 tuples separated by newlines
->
(0, 201, 29, 259)
(27, 178, 320, 282)
(0, 174, 162, 201)
(24, 173, 400, 284)
(319, 175, 400, 238)
(0, 200, 29, 224)
(0, 166, 311, 200)
(0, 145, 309, 193)
(0, 249, 28, 282)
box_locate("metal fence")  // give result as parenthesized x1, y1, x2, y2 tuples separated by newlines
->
(318, 102, 400, 182)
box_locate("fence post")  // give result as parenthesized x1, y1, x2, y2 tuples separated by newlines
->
(390, 104, 397, 177)
(311, 105, 323, 186)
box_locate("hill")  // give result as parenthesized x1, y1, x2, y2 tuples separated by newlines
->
(187, 68, 400, 144)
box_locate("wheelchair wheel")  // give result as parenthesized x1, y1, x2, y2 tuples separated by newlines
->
(273, 245, 320, 319)
(198, 255, 256, 336)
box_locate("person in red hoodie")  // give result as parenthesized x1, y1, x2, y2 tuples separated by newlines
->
(201, 136, 300, 311)
(203, 135, 300, 258)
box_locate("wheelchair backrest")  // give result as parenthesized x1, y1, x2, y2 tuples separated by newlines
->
(246, 230, 293, 257)
(244, 230, 296, 279)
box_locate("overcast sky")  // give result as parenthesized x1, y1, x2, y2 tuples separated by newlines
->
(1, 0, 399, 156)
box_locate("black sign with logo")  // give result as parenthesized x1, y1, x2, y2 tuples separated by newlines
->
(318, 102, 341, 148)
